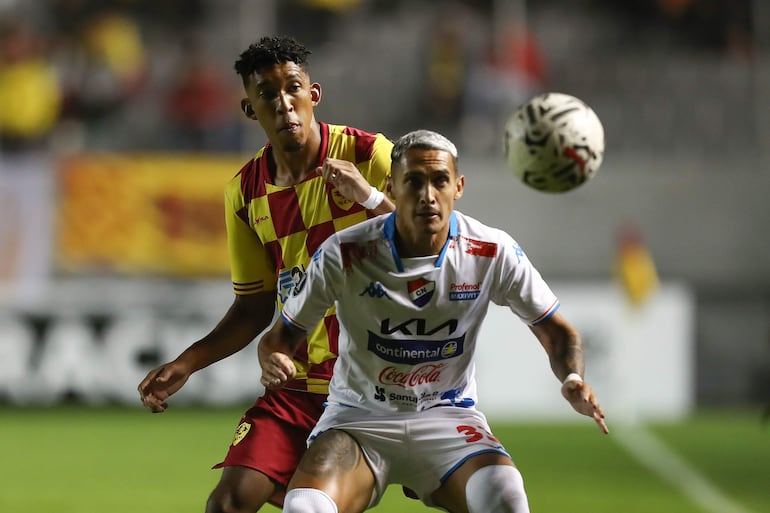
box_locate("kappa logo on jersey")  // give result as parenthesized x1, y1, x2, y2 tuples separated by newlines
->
(359, 281, 390, 298)
(367, 333, 465, 364)
(449, 282, 481, 301)
(461, 236, 498, 258)
(330, 187, 355, 211)
(378, 363, 446, 388)
(311, 247, 323, 264)
(512, 241, 525, 263)
(407, 278, 434, 307)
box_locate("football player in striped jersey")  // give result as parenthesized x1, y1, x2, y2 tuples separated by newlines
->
(138, 35, 394, 513)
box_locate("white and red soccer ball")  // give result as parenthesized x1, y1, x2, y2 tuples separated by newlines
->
(504, 92, 605, 193)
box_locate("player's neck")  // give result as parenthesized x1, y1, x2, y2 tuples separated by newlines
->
(270, 129, 322, 186)
(394, 230, 447, 259)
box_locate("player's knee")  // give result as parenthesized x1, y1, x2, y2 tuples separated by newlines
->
(206, 487, 250, 513)
(283, 488, 338, 513)
(465, 465, 529, 513)
(206, 467, 277, 513)
(206, 481, 264, 513)
(205, 489, 235, 513)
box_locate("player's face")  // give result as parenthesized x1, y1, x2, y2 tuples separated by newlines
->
(242, 62, 321, 152)
(388, 148, 464, 246)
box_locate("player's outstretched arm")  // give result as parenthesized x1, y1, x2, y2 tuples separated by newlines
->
(138, 292, 276, 412)
(529, 312, 609, 434)
(258, 319, 307, 389)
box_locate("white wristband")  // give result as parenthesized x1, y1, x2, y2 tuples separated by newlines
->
(563, 373, 583, 385)
(359, 186, 385, 210)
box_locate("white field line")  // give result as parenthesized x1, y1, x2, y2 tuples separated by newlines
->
(613, 424, 754, 513)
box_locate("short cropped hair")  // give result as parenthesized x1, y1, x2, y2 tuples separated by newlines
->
(234, 36, 311, 84)
(391, 130, 459, 168)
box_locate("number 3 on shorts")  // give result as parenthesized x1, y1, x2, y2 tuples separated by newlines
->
(456, 424, 500, 444)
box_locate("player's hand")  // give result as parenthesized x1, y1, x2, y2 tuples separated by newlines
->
(561, 380, 609, 434)
(317, 158, 371, 203)
(137, 361, 192, 413)
(260, 352, 296, 389)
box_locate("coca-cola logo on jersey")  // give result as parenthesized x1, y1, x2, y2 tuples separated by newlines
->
(378, 363, 446, 388)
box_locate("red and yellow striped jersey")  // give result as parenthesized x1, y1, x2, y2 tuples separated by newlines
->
(224, 122, 393, 393)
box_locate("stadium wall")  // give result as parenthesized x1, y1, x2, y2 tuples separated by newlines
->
(0, 278, 694, 422)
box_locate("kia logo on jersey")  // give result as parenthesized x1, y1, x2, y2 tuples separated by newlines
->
(407, 278, 434, 307)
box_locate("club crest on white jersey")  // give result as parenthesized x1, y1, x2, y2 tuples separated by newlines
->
(280, 211, 560, 412)
(407, 278, 434, 307)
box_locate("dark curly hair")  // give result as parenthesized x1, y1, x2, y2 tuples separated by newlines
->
(234, 36, 312, 85)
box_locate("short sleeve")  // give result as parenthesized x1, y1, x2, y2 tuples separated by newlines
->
(224, 179, 276, 294)
(491, 232, 559, 325)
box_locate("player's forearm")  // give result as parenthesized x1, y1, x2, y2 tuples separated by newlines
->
(178, 298, 274, 372)
(259, 320, 306, 360)
(548, 332, 585, 382)
(531, 313, 586, 382)
(180, 323, 266, 372)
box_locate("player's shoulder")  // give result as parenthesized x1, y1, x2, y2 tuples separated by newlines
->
(326, 122, 381, 139)
(326, 123, 393, 156)
(453, 211, 518, 260)
(225, 148, 268, 201)
(454, 211, 510, 243)
(318, 216, 387, 262)
(321, 215, 388, 270)
(334, 214, 387, 245)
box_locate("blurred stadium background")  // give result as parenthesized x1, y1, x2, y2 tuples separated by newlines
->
(0, 1, 768, 512)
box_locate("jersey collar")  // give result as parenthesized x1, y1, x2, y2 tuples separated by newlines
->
(258, 122, 329, 185)
(383, 211, 458, 272)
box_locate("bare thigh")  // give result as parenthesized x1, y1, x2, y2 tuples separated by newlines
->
(288, 429, 376, 513)
(207, 466, 279, 513)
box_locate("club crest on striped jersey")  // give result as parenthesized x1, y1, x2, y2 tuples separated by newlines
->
(330, 187, 355, 211)
(407, 278, 434, 307)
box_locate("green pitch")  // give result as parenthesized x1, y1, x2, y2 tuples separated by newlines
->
(0, 406, 766, 513)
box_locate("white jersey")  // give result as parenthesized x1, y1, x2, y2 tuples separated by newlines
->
(281, 211, 559, 413)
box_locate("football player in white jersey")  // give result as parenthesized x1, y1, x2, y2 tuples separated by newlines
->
(258, 129, 608, 513)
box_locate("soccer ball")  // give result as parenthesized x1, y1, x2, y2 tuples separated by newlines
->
(503, 92, 605, 193)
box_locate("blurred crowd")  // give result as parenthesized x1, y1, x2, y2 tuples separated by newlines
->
(0, 0, 239, 156)
(0, 0, 755, 157)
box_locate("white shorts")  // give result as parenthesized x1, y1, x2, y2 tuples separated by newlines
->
(308, 404, 511, 508)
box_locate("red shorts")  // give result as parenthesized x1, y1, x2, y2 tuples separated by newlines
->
(213, 388, 327, 496)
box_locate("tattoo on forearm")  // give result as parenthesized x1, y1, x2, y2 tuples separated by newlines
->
(564, 344, 585, 375)
(552, 331, 585, 379)
(298, 429, 363, 475)
(563, 340, 585, 376)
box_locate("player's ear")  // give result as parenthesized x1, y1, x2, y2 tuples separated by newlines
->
(454, 175, 465, 200)
(386, 174, 395, 200)
(310, 83, 322, 106)
(241, 98, 256, 119)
